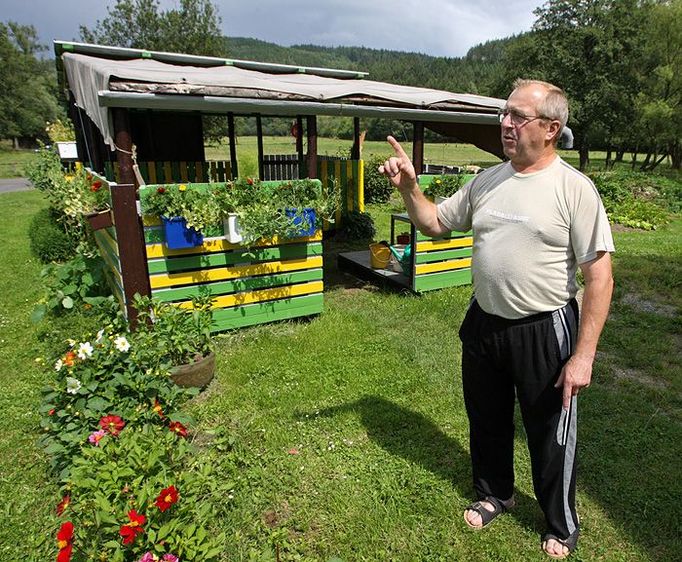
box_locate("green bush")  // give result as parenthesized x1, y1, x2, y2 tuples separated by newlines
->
(589, 170, 674, 230)
(364, 155, 395, 203)
(339, 210, 376, 240)
(29, 208, 79, 263)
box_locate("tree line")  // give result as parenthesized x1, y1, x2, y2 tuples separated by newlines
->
(1, 0, 679, 170)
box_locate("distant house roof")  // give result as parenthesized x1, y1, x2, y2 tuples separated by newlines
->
(55, 41, 508, 156)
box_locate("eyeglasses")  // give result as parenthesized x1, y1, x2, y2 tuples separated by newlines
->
(497, 107, 550, 126)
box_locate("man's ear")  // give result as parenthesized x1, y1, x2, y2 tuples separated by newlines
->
(546, 120, 562, 143)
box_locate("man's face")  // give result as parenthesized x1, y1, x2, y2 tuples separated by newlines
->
(500, 85, 551, 164)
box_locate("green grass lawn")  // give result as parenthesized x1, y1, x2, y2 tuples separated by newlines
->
(2, 169, 681, 560)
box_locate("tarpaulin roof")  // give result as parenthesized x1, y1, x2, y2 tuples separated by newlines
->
(56, 41, 509, 155)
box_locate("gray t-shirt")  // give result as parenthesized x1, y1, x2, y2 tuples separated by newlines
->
(436, 156, 615, 319)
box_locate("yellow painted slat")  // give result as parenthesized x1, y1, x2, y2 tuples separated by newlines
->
(196, 161, 204, 182)
(143, 215, 162, 227)
(358, 159, 364, 212)
(145, 230, 323, 259)
(416, 237, 473, 252)
(149, 256, 324, 289)
(148, 163, 157, 184)
(178, 281, 324, 309)
(415, 257, 472, 275)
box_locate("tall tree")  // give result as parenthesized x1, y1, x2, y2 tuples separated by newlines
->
(495, 0, 649, 170)
(0, 22, 61, 146)
(79, 0, 226, 57)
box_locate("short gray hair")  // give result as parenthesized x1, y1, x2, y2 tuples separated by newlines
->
(512, 78, 569, 135)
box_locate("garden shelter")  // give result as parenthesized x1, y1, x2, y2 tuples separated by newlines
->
(54, 41, 514, 328)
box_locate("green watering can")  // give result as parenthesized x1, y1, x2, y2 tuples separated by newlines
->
(388, 242, 412, 273)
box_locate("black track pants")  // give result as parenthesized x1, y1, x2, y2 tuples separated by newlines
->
(459, 299, 580, 540)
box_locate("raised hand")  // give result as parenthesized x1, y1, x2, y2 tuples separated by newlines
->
(378, 136, 417, 193)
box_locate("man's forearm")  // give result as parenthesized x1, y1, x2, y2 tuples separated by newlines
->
(574, 256, 614, 361)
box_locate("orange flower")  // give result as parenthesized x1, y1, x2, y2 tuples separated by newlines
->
(155, 485, 179, 512)
(56, 495, 71, 516)
(56, 521, 74, 562)
(152, 399, 165, 419)
(119, 509, 146, 545)
(63, 351, 76, 367)
(90, 180, 103, 192)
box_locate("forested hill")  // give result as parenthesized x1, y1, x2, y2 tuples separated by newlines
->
(224, 36, 520, 97)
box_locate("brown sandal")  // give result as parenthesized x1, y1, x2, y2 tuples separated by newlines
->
(463, 496, 512, 530)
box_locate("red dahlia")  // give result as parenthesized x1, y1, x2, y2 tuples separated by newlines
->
(99, 414, 125, 436)
(155, 485, 179, 512)
(119, 509, 146, 545)
(168, 421, 188, 438)
(56, 521, 74, 562)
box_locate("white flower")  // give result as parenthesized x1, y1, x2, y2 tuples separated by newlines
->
(95, 329, 105, 344)
(54, 359, 64, 372)
(77, 342, 94, 360)
(114, 336, 130, 353)
(67, 339, 77, 348)
(66, 377, 82, 394)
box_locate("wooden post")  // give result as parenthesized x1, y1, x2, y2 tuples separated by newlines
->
(110, 183, 151, 328)
(412, 121, 424, 175)
(296, 115, 304, 179)
(351, 117, 361, 160)
(111, 108, 151, 328)
(306, 115, 318, 179)
(256, 115, 264, 180)
(227, 113, 238, 179)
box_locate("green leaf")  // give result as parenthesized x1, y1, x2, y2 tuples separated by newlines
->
(31, 304, 47, 323)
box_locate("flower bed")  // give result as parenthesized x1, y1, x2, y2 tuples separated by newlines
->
(42, 300, 224, 560)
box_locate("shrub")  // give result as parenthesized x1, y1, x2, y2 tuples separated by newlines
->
(423, 174, 465, 200)
(29, 208, 79, 263)
(32, 254, 111, 322)
(338, 210, 376, 240)
(589, 170, 673, 230)
(364, 155, 395, 203)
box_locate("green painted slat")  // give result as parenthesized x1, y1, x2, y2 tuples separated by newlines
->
(210, 293, 323, 332)
(416, 230, 472, 241)
(146, 242, 323, 274)
(415, 247, 472, 263)
(187, 161, 196, 182)
(414, 268, 472, 292)
(217, 161, 225, 181)
(151, 268, 323, 302)
(156, 161, 165, 184)
(138, 162, 149, 183)
(94, 230, 120, 271)
(104, 162, 115, 182)
(171, 161, 181, 182)
(105, 225, 117, 242)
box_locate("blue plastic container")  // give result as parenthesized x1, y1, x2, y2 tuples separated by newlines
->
(285, 207, 317, 237)
(161, 216, 204, 249)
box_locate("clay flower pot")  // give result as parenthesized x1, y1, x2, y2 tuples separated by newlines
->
(170, 352, 216, 388)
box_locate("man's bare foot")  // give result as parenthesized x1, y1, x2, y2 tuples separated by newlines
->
(542, 538, 570, 559)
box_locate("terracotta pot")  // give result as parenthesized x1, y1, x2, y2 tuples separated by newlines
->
(170, 352, 216, 388)
(86, 209, 113, 230)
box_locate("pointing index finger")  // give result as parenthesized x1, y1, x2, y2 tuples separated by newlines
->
(387, 135, 409, 159)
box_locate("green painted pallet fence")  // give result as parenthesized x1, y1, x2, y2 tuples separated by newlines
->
(104, 160, 232, 184)
(139, 181, 325, 332)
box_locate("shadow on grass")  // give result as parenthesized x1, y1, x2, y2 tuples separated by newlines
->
(313, 395, 540, 533)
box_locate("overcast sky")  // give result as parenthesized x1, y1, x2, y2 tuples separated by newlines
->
(2, 0, 542, 58)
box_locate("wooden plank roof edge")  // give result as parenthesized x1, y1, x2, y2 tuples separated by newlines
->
(53, 40, 368, 80)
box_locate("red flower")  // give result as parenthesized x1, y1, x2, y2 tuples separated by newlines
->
(56, 495, 71, 515)
(157, 187, 166, 194)
(246, 177, 254, 185)
(119, 509, 146, 545)
(56, 521, 74, 562)
(49, 408, 56, 416)
(152, 399, 165, 419)
(155, 485, 179, 512)
(90, 180, 102, 192)
(99, 414, 125, 436)
(168, 421, 188, 438)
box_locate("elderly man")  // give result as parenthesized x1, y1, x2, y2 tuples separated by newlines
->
(379, 79, 614, 559)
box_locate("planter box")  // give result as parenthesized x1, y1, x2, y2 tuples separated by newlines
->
(170, 352, 216, 388)
(161, 216, 204, 249)
(86, 209, 113, 231)
(286, 207, 316, 237)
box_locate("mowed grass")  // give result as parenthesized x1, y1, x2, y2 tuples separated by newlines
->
(1, 164, 680, 560)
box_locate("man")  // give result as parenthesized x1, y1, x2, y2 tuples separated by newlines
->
(379, 79, 614, 559)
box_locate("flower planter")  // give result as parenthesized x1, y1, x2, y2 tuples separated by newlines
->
(85, 209, 113, 231)
(170, 352, 216, 388)
(223, 212, 243, 244)
(285, 207, 316, 237)
(161, 216, 204, 249)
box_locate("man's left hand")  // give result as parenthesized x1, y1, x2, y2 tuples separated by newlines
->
(555, 354, 593, 410)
